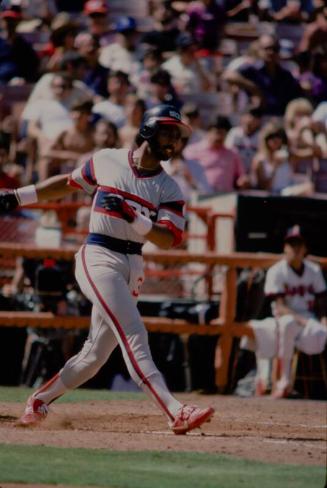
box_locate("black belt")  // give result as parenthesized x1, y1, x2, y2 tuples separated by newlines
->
(86, 233, 143, 255)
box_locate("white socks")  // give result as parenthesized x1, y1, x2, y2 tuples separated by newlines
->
(33, 374, 68, 405)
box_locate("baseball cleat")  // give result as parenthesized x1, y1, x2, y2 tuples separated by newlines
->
(169, 404, 215, 435)
(255, 379, 268, 396)
(17, 396, 48, 426)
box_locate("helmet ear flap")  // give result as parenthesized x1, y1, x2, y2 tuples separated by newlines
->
(139, 119, 158, 140)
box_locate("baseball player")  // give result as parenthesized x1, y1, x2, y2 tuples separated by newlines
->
(244, 226, 327, 398)
(0, 105, 214, 434)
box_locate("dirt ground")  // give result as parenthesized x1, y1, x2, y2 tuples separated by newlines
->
(0, 394, 326, 480)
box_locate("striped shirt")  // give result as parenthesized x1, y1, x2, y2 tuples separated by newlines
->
(69, 148, 185, 246)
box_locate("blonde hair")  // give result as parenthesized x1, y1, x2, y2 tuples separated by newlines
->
(285, 98, 313, 131)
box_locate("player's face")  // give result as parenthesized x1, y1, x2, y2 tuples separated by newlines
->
(284, 241, 307, 265)
(151, 125, 183, 161)
(207, 128, 227, 148)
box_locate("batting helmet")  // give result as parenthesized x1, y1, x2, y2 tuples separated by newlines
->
(139, 105, 191, 141)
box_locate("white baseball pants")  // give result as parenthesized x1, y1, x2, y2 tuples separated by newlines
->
(58, 244, 181, 421)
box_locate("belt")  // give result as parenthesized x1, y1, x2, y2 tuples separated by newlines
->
(86, 232, 143, 255)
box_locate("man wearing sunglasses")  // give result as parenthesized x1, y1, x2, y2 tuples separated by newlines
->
(223, 34, 303, 116)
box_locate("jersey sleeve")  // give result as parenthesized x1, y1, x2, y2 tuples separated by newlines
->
(157, 177, 186, 247)
(68, 157, 97, 194)
(264, 264, 285, 298)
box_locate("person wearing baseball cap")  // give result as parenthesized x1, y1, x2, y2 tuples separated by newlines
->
(83, 0, 109, 43)
(240, 224, 327, 399)
(0, 5, 23, 21)
(0, 4, 40, 83)
(99, 16, 141, 75)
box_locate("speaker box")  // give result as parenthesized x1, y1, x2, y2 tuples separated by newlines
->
(235, 194, 327, 257)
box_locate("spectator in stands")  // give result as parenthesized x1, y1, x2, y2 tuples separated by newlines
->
(25, 73, 75, 180)
(223, 34, 303, 116)
(148, 69, 182, 110)
(77, 118, 120, 168)
(310, 48, 327, 105)
(45, 13, 79, 72)
(181, 103, 206, 144)
(225, 0, 258, 22)
(294, 51, 317, 100)
(44, 100, 94, 177)
(132, 47, 164, 100)
(225, 107, 263, 175)
(0, 132, 21, 189)
(260, 0, 313, 22)
(24, 52, 93, 111)
(182, 0, 226, 52)
(162, 32, 213, 96)
(93, 119, 120, 150)
(251, 123, 298, 194)
(74, 32, 109, 99)
(183, 115, 249, 194)
(313, 101, 327, 130)
(83, 0, 111, 47)
(298, 3, 327, 53)
(141, 0, 181, 53)
(0, 5, 40, 84)
(99, 16, 141, 77)
(161, 137, 198, 202)
(241, 226, 327, 398)
(285, 98, 326, 163)
(119, 96, 146, 149)
(22, 0, 58, 23)
(92, 70, 131, 129)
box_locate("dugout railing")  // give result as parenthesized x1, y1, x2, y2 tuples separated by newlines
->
(0, 243, 326, 392)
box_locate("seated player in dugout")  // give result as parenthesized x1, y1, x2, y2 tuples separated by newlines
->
(0, 104, 214, 434)
(241, 226, 327, 398)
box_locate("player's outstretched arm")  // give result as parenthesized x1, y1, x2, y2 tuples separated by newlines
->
(35, 174, 78, 201)
(0, 174, 79, 212)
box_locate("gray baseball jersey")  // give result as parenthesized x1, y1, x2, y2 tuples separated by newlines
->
(69, 148, 185, 245)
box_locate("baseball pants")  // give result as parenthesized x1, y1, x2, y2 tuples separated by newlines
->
(59, 244, 181, 421)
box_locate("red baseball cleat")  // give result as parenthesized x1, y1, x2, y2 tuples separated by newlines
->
(17, 396, 48, 426)
(170, 405, 215, 435)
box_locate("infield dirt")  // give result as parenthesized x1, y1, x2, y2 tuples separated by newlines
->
(0, 394, 325, 467)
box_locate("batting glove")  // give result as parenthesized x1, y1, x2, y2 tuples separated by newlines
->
(0, 190, 20, 213)
(102, 195, 137, 223)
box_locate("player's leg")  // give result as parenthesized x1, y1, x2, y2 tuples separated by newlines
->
(78, 245, 214, 433)
(246, 318, 277, 395)
(273, 314, 302, 397)
(18, 307, 118, 425)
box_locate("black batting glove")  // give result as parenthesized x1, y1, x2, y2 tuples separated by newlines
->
(0, 190, 20, 213)
(102, 194, 137, 223)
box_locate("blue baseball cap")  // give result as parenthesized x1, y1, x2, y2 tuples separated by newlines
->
(115, 16, 137, 33)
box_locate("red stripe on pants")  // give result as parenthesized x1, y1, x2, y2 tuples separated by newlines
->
(81, 245, 174, 421)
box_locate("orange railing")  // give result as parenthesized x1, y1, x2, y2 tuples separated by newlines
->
(0, 242, 326, 391)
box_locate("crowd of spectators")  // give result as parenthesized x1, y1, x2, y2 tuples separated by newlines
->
(0, 0, 326, 203)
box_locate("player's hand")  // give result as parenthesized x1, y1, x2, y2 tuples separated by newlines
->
(0, 190, 19, 213)
(102, 194, 137, 223)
